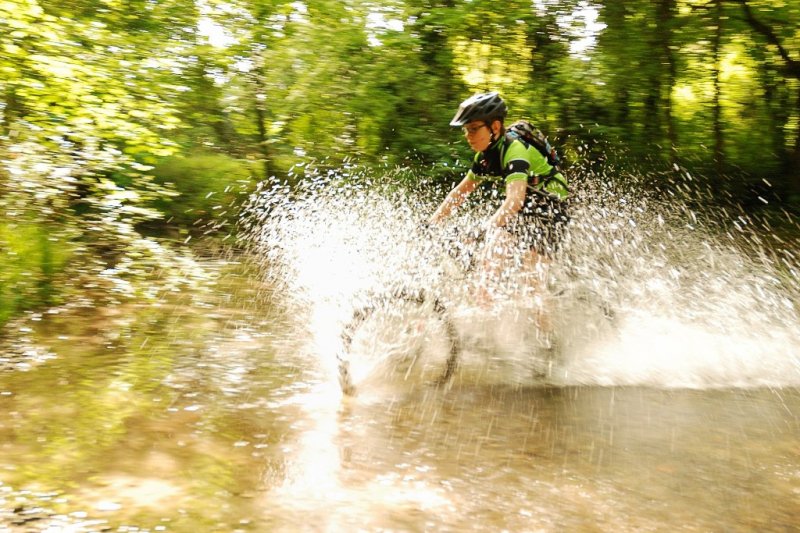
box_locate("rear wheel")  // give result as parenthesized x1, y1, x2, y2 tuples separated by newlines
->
(547, 285, 618, 358)
(338, 289, 459, 396)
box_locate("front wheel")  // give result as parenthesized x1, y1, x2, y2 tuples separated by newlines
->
(338, 289, 459, 396)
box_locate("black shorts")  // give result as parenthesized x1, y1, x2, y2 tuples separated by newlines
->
(506, 197, 569, 256)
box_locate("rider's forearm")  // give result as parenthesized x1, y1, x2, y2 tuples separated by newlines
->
(489, 180, 526, 228)
(431, 192, 465, 222)
(488, 201, 520, 228)
(430, 177, 476, 223)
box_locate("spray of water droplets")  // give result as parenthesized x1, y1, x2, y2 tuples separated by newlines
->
(238, 162, 800, 389)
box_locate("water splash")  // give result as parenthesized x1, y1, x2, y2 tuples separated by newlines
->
(239, 164, 800, 390)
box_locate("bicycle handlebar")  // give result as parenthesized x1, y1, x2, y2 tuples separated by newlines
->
(527, 187, 564, 202)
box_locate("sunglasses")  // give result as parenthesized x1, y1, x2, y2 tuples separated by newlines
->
(462, 124, 487, 135)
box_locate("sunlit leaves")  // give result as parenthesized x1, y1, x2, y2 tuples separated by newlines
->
(1, 0, 799, 328)
(0, 0, 208, 323)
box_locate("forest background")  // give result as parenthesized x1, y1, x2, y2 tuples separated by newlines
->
(1, 0, 799, 328)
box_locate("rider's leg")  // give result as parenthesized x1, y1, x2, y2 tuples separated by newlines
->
(521, 247, 549, 294)
(474, 226, 516, 308)
(516, 219, 561, 346)
(522, 248, 552, 334)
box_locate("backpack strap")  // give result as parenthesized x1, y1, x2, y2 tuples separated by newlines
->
(540, 170, 569, 193)
(505, 129, 566, 188)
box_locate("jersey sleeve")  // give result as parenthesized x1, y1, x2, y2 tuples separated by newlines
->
(501, 139, 530, 183)
(525, 143, 554, 179)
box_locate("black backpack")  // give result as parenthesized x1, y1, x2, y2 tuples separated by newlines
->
(505, 120, 561, 170)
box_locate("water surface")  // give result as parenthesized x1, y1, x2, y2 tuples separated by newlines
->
(1, 290, 798, 531)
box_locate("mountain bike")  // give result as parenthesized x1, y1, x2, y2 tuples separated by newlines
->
(336, 202, 617, 396)
(335, 224, 478, 396)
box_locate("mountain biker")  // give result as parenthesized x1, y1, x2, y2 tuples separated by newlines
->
(428, 92, 569, 304)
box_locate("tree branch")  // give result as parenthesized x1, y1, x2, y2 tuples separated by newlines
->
(728, 0, 800, 78)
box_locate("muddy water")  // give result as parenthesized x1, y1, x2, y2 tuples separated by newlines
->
(0, 280, 798, 532)
(282, 385, 800, 532)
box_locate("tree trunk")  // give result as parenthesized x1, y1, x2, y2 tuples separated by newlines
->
(251, 69, 271, 180)
(414, 0, 459, 104)
(643, 90, 661, 147)
(792, 83, 800, 194)
(525, 12, 562, 125)
(712, 0, 725, 176)
(0, 86, 20, 139)
(731, 0, 800, 193)
(658, 0, 678, 164)
(644, 0, 679, 157)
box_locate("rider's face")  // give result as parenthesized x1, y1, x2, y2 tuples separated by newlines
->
(463, 120, 497, 152)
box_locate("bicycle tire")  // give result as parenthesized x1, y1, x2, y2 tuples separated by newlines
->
(548, 285, 619, 352)
(338, 288, 459, 396)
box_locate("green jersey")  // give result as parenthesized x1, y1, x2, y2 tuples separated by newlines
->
(466, 136, 569, 199)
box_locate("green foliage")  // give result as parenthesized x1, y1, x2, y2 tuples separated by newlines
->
(0, 220, 75, 326)
(0, 0, 213, 325)
(213, 0, 798, 192)
(151, 153, 255, 228)
(2, 0, 800, 327)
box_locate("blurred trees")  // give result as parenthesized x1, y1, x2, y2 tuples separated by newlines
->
(166, 0, 798, 194)
(1, 0, 799, 324)
(0, 0, 208, 323)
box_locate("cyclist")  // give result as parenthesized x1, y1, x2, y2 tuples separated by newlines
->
(428, 91, 569, 304)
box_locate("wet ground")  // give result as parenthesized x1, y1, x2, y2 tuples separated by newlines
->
(0, 270, 798, 533)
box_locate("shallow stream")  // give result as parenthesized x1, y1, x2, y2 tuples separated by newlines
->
(2, 173, 800, 531)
